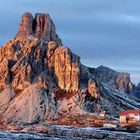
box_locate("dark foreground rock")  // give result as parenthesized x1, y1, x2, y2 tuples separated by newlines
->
(1, 124, 140, 140)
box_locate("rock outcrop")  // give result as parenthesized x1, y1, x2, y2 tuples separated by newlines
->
(47, 42, 80, 91)
(94, 65, 133, 93)
(16, 12, 33, 38)
(0, 12, 139, 124)
(16, 12, 62, 45)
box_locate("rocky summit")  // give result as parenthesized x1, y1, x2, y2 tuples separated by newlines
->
(16, 12, 62, 45)
(0, 12, 139, 125)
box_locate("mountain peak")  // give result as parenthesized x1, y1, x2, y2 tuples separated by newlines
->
(16, 12, 62, 45)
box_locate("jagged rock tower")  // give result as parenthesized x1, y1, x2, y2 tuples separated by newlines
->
(16, 12, 62, 44)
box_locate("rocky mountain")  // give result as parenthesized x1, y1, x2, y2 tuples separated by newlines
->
(0, 12, 139, 124)
(90, 65, 134, 93)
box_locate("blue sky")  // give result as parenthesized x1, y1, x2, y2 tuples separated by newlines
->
(0, 0, 140, 84)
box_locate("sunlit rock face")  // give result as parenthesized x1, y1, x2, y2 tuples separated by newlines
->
(47, 42, 80, 91)
(0, 12, 138, 124)
(0, 36, 80, 93)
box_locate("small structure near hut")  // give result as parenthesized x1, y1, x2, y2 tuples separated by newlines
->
(119, 110, 140, 124)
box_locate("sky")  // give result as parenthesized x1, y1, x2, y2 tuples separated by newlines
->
(0, 0, 140, 84)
